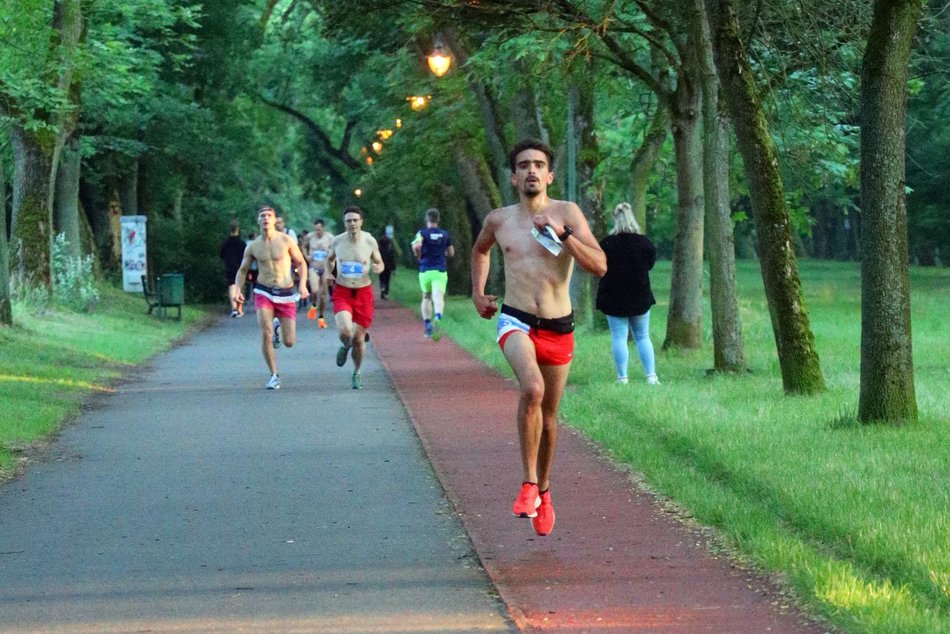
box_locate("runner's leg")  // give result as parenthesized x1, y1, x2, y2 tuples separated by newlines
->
(501, 333, 544, 485)
(257, 307, 278, 375)
(536, 362, 571, 492)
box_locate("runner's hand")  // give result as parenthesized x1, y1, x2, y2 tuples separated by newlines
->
(298, 284, 310, 300)
(473, 293, 498, 319)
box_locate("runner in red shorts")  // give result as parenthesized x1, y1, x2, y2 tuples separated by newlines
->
(325, 206, 384, 390)
(234, 206, 309, 390)
(471, 139, 606, 537)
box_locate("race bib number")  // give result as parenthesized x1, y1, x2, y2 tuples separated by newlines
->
(340, 261, 365, 279)
(311, 249, 328, 262)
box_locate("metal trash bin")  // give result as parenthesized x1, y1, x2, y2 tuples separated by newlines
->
(157, 272, 184, 319)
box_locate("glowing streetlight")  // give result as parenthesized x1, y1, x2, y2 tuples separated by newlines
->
(354, 188, 363, 197)
(427, 35, 452, 77)
(407, 95, 431, 111)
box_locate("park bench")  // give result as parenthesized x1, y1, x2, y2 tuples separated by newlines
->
(141, 273, 184, 320)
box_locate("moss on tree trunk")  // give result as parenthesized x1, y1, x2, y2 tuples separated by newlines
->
(10, 125, 54, 290)
(858, 0, 921, 423)
(707, 0, 825, 393)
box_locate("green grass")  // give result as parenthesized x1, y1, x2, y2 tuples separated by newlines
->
(0, 284, 207, 475)
(390, 260, 950, 634)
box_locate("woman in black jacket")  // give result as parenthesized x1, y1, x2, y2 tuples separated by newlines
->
(595, 202, 660, 384)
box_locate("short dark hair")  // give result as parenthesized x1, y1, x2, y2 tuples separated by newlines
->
(425, 208, 440, 223)
(508, 138, 554, 173)
(313, 218, 324, 226)
(257, 205, 276, 215)
(343, 205, 363, 219)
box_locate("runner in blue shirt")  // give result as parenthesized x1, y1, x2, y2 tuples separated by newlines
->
(411, 208, 455, 340)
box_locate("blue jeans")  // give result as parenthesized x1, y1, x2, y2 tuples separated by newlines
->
(606, 311, 656, 380)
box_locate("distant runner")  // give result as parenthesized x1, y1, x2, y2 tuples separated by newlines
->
(325, 206, 384, 390)
(234, 206, 309, 390)
(411, 208, 455, 341)
(305, 218, 333, 328)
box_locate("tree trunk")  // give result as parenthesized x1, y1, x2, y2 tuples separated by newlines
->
(693, 0, 746, 372)
(10, 125, 54, 289)
(572, 78, 602, 328)
(510, 69, 543, 142)
(630, 104, 669, 235)
(0, 137, 12, 326)
(54, 138, 83, 260)
(858, 0, 921, 423)
(663, 45, 705, 350)
(120, 161, 139, 216)
(472, 82, 514, 205)
(433, 183, 473, 296)
(706, 0, 826, 393)
(454, 144, 501, 223)
(454, 144, 504, 294)
(80, 175, 118, 271)
(443, 31, 513, 205)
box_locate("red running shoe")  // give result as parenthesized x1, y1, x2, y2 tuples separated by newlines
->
(532, 490, 555, 536)
(512, 482, 541, 518)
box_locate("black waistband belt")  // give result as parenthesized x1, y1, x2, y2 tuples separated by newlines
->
(501, 304, 575, 334)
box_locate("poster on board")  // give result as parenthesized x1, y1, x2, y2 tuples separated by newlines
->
(120, 215, 148, 292)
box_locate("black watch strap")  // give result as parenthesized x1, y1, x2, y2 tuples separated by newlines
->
(558, 226, 573, 241)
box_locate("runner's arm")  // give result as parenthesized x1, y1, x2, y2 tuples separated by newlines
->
(289, 240, 310, 299)
(368, 236, 385, 274)
(471, 213, 498, 319)
(534, 204, 606, 277)
(411, 231, 422, 260)
(324, 242, 337, 283)
(233, 245, 255, 302)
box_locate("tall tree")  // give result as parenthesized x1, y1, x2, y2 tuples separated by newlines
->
(0, 135, 11, 326)
(858, 0, 922, 423)
(2, 0, 83, 289)
(692, 0, 746, 373)
(706, 0, 826, 393)
(662, 25, 705, 350)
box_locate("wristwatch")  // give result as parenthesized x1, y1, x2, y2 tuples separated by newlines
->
(558, 225, 573, 241)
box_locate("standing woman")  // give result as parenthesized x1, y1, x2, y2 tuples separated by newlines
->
(595, 202, 660, 385)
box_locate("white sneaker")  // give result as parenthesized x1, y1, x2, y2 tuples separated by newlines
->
(646, 374, 660, 385)
(616, 377, 629, 384)
(266, 373, 280, 390)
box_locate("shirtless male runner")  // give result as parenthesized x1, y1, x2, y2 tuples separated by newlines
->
(304, 218, 333, 328)
(471, 139, 606, 537)
(325, 206, 384, 390)
(234, 206, 310, 390)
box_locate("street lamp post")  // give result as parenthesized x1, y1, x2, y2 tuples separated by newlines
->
(427, 35, 452, 77)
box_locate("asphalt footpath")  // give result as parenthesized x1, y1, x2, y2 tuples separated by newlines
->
(0, 304, 515, 634)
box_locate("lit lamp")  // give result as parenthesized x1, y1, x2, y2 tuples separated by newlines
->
(407, 95, 431, 111)
(427, 35, 452, 77)
(354, 188, 363, 197)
